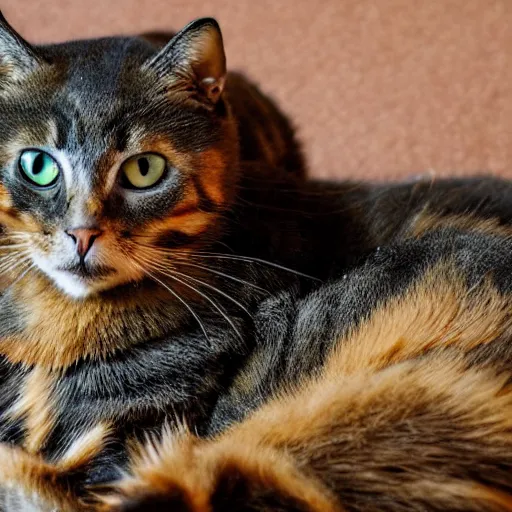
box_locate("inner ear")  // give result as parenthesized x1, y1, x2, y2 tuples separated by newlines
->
(144, 18, 226, 104)
(184, 21, 226, 102)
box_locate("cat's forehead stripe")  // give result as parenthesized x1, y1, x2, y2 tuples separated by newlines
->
(48, 37, 149, 99)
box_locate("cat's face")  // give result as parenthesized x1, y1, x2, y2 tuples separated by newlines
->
(0, 15, 238, 298)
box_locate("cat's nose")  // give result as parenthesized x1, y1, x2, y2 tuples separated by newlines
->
(65, 228, 103, 259)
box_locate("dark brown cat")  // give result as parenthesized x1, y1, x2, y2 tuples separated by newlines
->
(0, 13, 306, 510)
(0, 11, 512, 512)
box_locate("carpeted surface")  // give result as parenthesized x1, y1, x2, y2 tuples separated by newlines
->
(5, 0, 510, 180)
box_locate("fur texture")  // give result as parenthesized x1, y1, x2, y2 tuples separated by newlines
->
(0, 11, 511, 512)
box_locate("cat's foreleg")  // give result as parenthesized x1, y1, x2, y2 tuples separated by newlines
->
(0, 423, 110, 512)
(99, 358, 512, 511)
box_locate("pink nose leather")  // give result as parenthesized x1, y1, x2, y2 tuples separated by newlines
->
(65, 228, 102, 258)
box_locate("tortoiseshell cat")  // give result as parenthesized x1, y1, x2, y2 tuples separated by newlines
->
(0, 12, 512, 512)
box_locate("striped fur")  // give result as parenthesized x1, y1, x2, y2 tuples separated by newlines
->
(97, 194, 512, 512)
(0, 11, 512, 512)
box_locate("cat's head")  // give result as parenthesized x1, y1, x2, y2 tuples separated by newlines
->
(0, 13, 239, 299)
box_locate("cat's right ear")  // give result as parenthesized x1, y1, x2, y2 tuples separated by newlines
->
(0, 11, 45, 83)
(143, 18, 226, 105)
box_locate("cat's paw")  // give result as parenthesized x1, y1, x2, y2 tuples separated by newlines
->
(0, 442, 85, 511)
(0, 423, 109, 512)
(99, 429, 340, 512)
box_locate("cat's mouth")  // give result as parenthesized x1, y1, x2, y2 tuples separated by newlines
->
(31, 248, 145, 298)
(56, 262, 117, 280)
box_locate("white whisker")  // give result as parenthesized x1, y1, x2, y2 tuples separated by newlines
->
(134, 252, 243, 341)
(132, 245, 268, 293)
(0, 254, 30, 274)
(133, 247, 255, 316)
(7, 262, 35, 288)
(0, 244, 30, 250)
(134, 245, 320, 281)
(170, 260, 268, 294)
(189, 253, 320, 281)
(126, 253, 211, 345)
(168, 269, 252, 318)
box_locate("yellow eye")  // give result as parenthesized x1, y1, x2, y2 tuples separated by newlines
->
(121, 153, 167, 189)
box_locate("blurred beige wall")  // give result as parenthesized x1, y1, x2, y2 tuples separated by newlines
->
(5, 0, 511, 180)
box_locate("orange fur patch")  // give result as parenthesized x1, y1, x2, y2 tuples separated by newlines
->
(0, 273, 178, 369)
(7, 367, 56, 454)
(143, 210, 213, 238)
(101, 428, 341, 512)
(101, 433, 211, 511)
(86, 196, 104, 217)
(326, 263, 511, 376)
(58, 422, 112, 472)
(171, 182, 200, 217)
(0, 444, 87, 511)
(198, 149, 228, 206)
(0, 183, 13, 210)
(410, 211, 512, 239)
(0, 204, 42, 233)
(0, 423, 111, 512)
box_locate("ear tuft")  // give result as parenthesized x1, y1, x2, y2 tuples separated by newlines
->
(143, 18, 226, 104)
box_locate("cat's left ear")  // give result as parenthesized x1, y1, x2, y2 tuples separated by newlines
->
(0, 11, 45, 82)
(143, 18, 226, 104)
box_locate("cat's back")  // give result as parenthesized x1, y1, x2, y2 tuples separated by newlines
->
(209, 175, 512, 433)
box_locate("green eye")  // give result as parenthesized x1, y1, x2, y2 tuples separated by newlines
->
(19, 150, 60, 187)
(121, 153, 167, 190)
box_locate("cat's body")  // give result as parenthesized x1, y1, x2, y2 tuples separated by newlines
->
(4, 173, 512, 512)
(0, 13, 511, 512)
(0, 15, 306, 509)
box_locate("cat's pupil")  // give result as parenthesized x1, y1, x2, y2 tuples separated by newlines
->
(138, 158, 149, 177)
(32, 154, 44, 175)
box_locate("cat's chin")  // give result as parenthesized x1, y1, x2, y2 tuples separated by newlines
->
(51, 271, 106, 298)
(44, 268, 125, 299)
(31, 256, 137, 299)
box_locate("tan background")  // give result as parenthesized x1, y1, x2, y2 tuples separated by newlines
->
(5, 0, 511, 180)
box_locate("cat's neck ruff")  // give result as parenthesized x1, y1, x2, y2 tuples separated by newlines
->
(0, 272, 190, 369)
